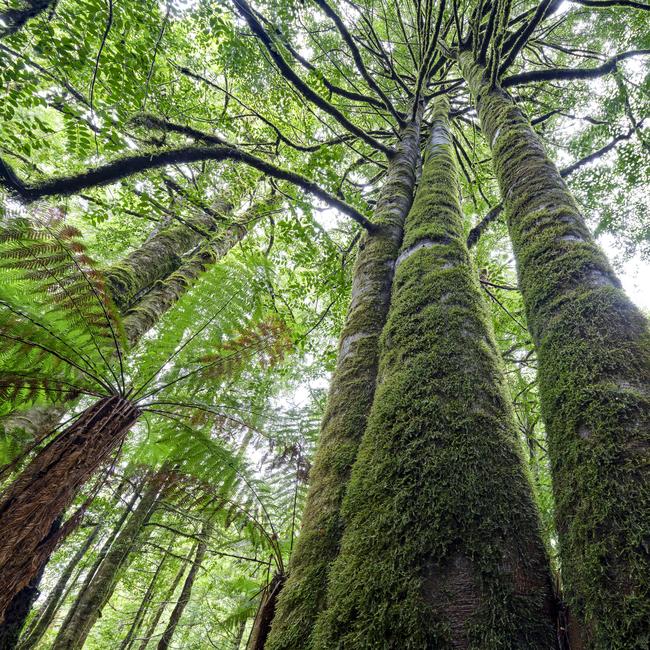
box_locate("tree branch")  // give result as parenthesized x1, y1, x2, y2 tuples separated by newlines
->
(0, 146, 374, 231)
(503, 49, 650, 87)
(231, 0, 394, 157)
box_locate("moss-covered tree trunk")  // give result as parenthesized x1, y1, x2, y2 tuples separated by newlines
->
(460, 52, 650, 648)
(51, 475, 165, 650)
(313, 99, 557, 649)
(0, 396, 140, 622)
(123, 221, 247, 346)
(105, 204, 229, 311)
(156, 520, 212, 650)
(265, 110, 423, 650)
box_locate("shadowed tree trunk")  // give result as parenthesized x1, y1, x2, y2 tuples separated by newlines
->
(16, 522, 102, 650)
(460, 51, 650, 648)
(265, 108, 423, 650)
(0, 396, 140, 622)
(247, 574, 285, 650)
(156, 521, 212, 650)
(51, 476, 165, 650)
(0, 0, 56, 39)
(313, 99, 557, 649)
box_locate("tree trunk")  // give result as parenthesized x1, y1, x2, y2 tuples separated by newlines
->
(460, 51, 650, 647)
(246, 574, 285, 650)
(123, 222, 247, 346)
(105, 205, 229, 311)
(0, 396, 140, 622)
(265, 108, 423, 650)
(0, 521, 61, 650)
(136, 546, 193, 650)
(156, 521, 211, 650)
(118, 540, 173, 650)
(313, 99, 557, 649)
(0, 0, 55, 39)
(17, 523, 101, 650)
(51, 476, 164, 650)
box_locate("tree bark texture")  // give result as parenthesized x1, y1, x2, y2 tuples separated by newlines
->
(313, 99, 557, 649)
(105, 205, 229, 311)
(123, 222, 247, 347)
(460, 51, 650, 649)
(246, 574, 285, 650)
(17, 523, 101, 650)
(265, 111, 423, 650)
(51, 477, 163, 650)
(0, 396, 140, 622)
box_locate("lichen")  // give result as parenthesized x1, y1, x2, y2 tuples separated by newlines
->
(312, 99, 556, 649)
(460, 52, 650, 648)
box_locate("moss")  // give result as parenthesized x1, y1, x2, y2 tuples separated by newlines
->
(460, 53, 650, 648)
(312, 100, 556, 649)
(265, 116, 423, 650)
(105, 210, 223, 311)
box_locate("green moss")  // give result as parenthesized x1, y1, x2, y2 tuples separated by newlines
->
(266, 117, 422, 650)
(312, 100, 556, 649)
(460, 53, 650, 648)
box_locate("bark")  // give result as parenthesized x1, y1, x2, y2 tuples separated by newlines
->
(265, 109, 423, 650)
(118, 540, 172, 650)
(156, 521, 211, 650)
(313, 99, 557, 649)
(460, 51, 650, 648)
(246, 575, 285, 650)
(136, 547, 193, 650)
(17, 523, 102, 650)
(123, 222, 247, 346)
(0, 396, 140, 622)
(0, 522, 62, 650)
(105, 205, 229, 311)
(51, 476, 164, 650)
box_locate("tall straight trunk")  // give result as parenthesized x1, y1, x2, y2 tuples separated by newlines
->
(246, 574, 285, 650)
(156, 521, 211, 650)
(314, 99, 557, 649)
(460, 51, 650, 647)
(105, 205, 229, 311)
(123, 222, 247, 346)
(119, 540, 173, 650)
(51, 476, 164, 650)
(0, 396, 140, 622)
(137, 547, 193, 650)
(265, 110, 422, 650)
(16, 523, 102, 650)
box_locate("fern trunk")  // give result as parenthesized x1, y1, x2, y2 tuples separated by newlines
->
(460, 52, 650, 648)
(313, 99, 557, 649)
(0, 396, 140, 623)
(246, 574, 285, 650)
(265, 109, 423, 650)
(51, 475, 163, 650)
(16, 522, 101, 650)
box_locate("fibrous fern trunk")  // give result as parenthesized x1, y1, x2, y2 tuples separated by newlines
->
(265, 109, 423, 650)
(460, 51, 650, 648)
(0, 396, 140, 622)
(51, 475, 164, 650)
(313, 99, 557, 649)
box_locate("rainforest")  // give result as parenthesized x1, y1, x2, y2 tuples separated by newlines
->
(0, 0, 648, 648)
